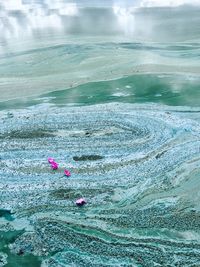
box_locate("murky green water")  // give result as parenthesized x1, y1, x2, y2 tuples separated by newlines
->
(0, 2, 200, 267)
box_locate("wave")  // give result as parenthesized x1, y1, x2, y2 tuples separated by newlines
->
(0, 41, 200, 103)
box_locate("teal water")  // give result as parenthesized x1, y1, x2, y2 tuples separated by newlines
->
(1, 73, 199, 110)
(0, 2, 200, 267)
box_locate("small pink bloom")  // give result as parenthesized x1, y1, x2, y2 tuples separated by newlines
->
(64, 169, 71, 177)
(75, 198, 86, 206)
(51, 161, 59, 170)
(48, 157, 54, 164)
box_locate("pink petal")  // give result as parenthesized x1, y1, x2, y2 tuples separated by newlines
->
(64, 169, 71, 177)
(75, 198, 86, 206)
(48, 157, 54, 164)
(51, 162, 59, 170)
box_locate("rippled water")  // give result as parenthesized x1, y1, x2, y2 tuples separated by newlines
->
(0, 2, 200, 267)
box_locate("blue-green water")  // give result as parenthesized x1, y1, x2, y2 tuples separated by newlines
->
(0, 2, 200, 267)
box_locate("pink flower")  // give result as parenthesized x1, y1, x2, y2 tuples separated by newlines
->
(51, 161, 59, 170)
(64, 169, 71, 177)
(75, 198, 86, 206)
(48, 157, 54, 164)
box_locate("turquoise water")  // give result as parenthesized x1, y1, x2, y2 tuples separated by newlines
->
(0, 2, 200, 267)
(1, 73, 200, 110)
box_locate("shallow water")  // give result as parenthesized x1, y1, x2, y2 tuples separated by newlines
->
(0, 2, 200, 267)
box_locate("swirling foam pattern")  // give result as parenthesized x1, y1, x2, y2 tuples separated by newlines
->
(0, 103, 200, 266)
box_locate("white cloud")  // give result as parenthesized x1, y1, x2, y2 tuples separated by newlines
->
(2, 0, 26, 10)
(140, 0, 200, 7)
(113, 5, 135, 35)
(58, 3, 78, 16)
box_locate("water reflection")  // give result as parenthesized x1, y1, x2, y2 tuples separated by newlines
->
(0, 0, 200, 104)
(0, 1, 78, 41)
(1, 0, 200, 45)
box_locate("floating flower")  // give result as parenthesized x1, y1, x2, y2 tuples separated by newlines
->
(64, 169, 71, 177)
(51, 161, 59, 170)
(48, 157, 54, 164)
(75, 198, 86, 206)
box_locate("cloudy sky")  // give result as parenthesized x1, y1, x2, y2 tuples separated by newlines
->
(1, 0, 200, 9)
(0, 0, 200, 44)
(140, 0, 200, 6)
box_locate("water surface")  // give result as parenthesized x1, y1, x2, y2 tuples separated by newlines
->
(0, 2, 200, 267)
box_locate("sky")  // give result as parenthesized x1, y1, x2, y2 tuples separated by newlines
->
(0, 0, 200, 10)
(140, 0, 200, 7)
(0, 0, 200, 44)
